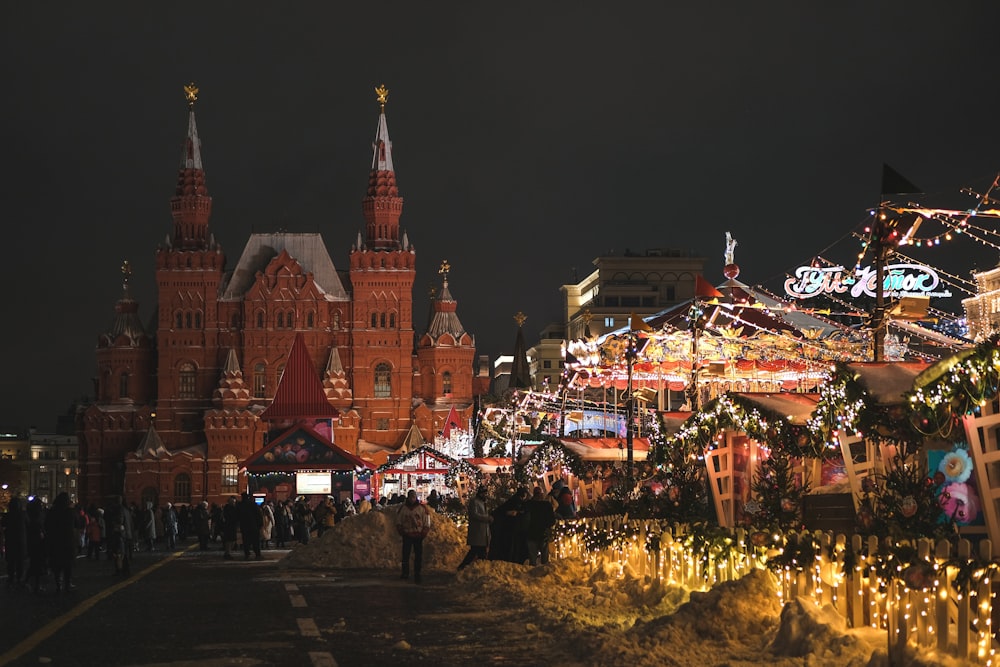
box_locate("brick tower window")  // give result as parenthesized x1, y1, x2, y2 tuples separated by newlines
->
(371, 313, 378, 328)
(374, 363, 392, 398)
(179, 363, 196, 398)
(174, 473, 191, 504)
(221, 455, 238, 493)
(389, 313, 396, 328)
(442, 371, 452, 395)
(253, 363, 266, 398)
(307, 312, 314, 328)
(119, 372, 129, 399)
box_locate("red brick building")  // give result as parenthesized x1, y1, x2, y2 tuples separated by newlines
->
(78, 86, 488, 508)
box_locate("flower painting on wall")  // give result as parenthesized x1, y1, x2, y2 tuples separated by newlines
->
(928, 445, 984, 527)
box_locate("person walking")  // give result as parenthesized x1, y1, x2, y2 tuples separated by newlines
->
(25, 497, 48, 593)
(192, 501, 211, 551)
(104, 496, 132, 576)
(237, 493, 263, 559)
(395, 490, 430, 583)
(45, 492, 77, 592)
(457, 486, 493, 570)
(85, 507, 105, 559)
(162, 503, 179, 550)
(260, 501, 274, 550)
(525, 486, 556, 565)
(2, 497, 27, 588)
(221, 496, 239, 559)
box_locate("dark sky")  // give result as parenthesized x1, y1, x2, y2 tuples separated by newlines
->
(3, 3, 1000, 432)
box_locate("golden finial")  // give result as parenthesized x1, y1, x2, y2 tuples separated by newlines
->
(121, 259, 132, 283)
(514, 311, 527, 327)
(375, 84, 389, 109)
(184, 82, 199, 108)
(438, 260, 450, 278)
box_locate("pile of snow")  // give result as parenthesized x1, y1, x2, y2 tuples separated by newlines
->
(278, 507, 466, 571)
(278, 508, 984, 666)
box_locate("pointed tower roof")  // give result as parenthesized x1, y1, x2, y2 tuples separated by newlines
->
(135, 425, 170, 459)
(260, 333, 340, 420)
(170, 82, 213, 251)
(425, 260, 469, 341)
(213, 348, 251, 409)
(322, 346, 353, 408)
(101, 260, 149, 346)
(509, 312, 533, 390)
(362, 84, 404, 251)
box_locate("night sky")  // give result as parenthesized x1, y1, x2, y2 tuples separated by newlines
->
(3, 3, 1000, 432)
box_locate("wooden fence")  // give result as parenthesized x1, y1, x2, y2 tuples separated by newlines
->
(552, 516, 997, 664)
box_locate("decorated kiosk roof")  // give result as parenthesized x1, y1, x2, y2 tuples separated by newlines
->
(243, 423, 372, 472)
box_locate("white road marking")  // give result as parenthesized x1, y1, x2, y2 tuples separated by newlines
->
(309, 652, 338, 667)
(289, 594, 307, 607)
(285, 583, 299, 592)
(297, 618, 320, 638)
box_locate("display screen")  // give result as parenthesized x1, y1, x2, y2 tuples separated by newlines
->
(296, 472, 332, 495)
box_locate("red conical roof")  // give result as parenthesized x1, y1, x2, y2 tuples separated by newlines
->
(260, 333, 339, 420)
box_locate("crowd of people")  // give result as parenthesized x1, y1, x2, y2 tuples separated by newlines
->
(1, 481, 580, 592)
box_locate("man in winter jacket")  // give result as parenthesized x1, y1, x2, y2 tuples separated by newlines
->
(395, 490, 430, 583)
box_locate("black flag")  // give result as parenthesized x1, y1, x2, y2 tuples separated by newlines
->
(881, 163, 922, 196)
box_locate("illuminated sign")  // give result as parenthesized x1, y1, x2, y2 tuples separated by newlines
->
(295, 471, 332, 495)
(784, 264, 952, 300)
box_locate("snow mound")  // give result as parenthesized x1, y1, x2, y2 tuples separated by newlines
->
(277, 507, 466, 571)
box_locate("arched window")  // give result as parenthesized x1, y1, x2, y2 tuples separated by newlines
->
(256, 312, 264, 328)
(119, 372, 129, 399)
(371, 313, 378, 328)
(253, 363, 266, 398)
(374, 363, 392, 398)
(173, 473, 192, 504)
(185, 312, 192, 329)
(307, 312, 314, 328)
(194, 312, 202, 328)
(221, 455, 238, 494)
(175, 313, 183, 329)
(380, 312, 386, 328)
(179, 362, 196, 398)
(286, 311, 294, 328)
(389, 313, 396, 328)
(442, 371, 452, 396)
(231, 313, 239, 329)
(333, 311, 340, 330)
(277, 312, 284, 328)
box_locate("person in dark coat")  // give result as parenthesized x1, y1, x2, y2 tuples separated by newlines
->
(457, 487, 493, 570)
(525, 486, 557, 565)
(192, 501, 211, 551)
(237, 493, 263, 559)
(221, 496, 239, 559)
(44, 492, 77, 592)
(2, 497, 27, 587)
(489, 488, 528, 562)
(104, 495, 132, 575)
(25, 497, 47, 593)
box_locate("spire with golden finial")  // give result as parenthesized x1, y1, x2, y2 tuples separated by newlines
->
(184, 82, 199, 109)
(375, 84, 389, 110)
(438, 259, 450, 285)
(514, 311, 527, 328)
(121, 259, 132, 290)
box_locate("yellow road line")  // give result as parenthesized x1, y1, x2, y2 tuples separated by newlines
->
(0, 544, 196, 666)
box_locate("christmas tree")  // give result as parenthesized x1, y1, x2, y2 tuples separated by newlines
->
(749, 451, 808, 530)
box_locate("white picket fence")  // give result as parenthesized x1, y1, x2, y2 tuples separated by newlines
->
(552, 516, 997, 664)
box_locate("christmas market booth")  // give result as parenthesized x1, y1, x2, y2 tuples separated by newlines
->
(374, 445, 483, 501)
(242, 422, 375, 504)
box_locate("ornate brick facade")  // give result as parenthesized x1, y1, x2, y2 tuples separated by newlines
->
(78, 87, 479, 508)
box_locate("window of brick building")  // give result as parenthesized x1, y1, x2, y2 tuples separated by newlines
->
(374, 363, 392, 398)
(179, 363, 196, 398)
(221, 455, 238, 494)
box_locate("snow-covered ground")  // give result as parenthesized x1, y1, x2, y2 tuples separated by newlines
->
(279, 507, 984, 667)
